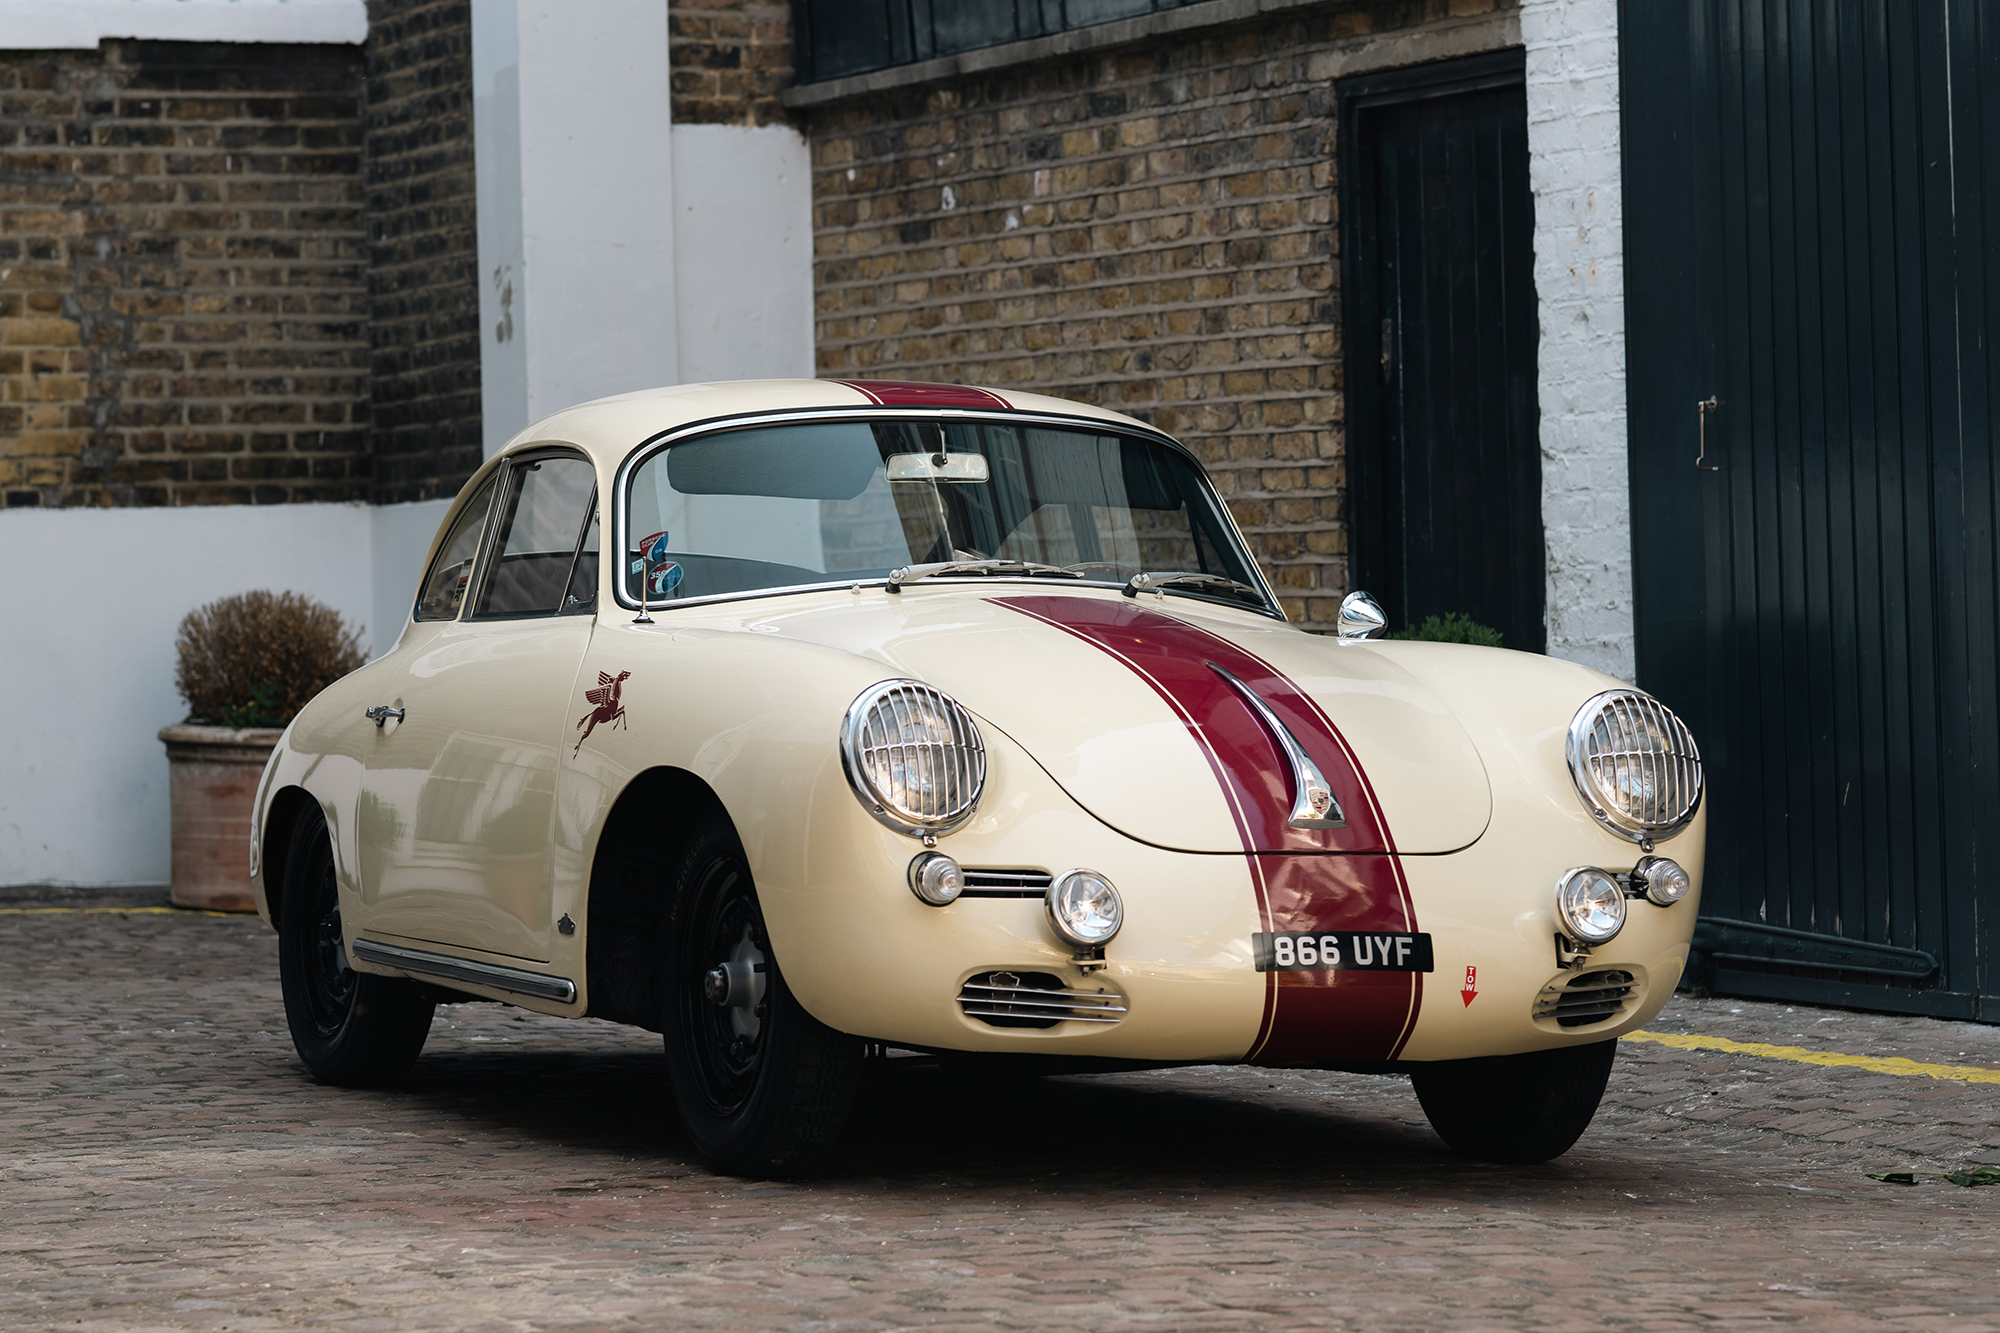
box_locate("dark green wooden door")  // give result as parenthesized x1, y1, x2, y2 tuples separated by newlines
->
(1340, 53, 1544, 652)
(1625, 0, 2000, 1017)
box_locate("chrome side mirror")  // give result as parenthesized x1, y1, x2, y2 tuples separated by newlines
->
(1337, 590, 1388, 641)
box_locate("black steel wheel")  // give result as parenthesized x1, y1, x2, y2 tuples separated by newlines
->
(1411, 1039, 1617, 1163)
(663, 823, 861, 1176)
(277, 800, 434, 1086)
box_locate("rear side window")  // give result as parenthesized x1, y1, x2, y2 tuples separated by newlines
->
(474, 455, 598, 618)
(413, 474, 497, 622)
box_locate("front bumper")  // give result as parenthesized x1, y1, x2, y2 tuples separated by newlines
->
(745, 717, 1703, 1066)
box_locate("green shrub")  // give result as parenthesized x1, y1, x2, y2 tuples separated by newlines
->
(174, 590, 366, 727)
(1388, 612, 1504, 648)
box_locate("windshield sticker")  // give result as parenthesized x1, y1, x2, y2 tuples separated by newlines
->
(647, 562, 683, 596)
(574, 670, 630, 755)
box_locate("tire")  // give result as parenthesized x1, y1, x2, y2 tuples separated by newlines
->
(663, 823, 862, 1176)
(1411, 1039, 1617, 1163)
(277, 800, 435, 1087)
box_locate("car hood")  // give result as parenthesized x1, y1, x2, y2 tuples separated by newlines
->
(756, 588, 1491, 855)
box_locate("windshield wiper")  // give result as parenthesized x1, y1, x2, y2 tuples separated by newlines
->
(886, 559, 1084, 592)
(1122, 570, 1270, 608)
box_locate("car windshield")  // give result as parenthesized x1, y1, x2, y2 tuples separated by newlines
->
(621, 418, 1267, 608)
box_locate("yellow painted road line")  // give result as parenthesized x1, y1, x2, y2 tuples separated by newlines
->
(1628, 1029, 2000, 1085)
(0, 905, 245, 918)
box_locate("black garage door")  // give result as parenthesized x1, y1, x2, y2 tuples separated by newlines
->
(1624, 0, 2000, 1017)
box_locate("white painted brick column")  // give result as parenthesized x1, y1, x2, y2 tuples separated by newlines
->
(1523, 0, 1633, 680)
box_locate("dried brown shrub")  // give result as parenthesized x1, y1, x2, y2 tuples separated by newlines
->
(174, 591, 366, 727)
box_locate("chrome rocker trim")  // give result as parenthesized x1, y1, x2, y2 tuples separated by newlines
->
(351, 938, 578, 1003)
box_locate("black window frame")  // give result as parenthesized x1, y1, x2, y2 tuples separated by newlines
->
(790, 0, 1198, 85)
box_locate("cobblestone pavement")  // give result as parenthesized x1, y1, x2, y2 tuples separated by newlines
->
(4, 906, 1999, 1332)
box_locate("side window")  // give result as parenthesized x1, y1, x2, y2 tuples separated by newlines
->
(414, 474, 498, 622)
(473, 455, 598, 618)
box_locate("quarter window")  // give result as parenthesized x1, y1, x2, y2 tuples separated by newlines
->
(414, 473, 497, 622)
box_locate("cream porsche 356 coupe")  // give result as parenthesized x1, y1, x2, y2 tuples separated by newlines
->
(249, 378, 1704, 1174)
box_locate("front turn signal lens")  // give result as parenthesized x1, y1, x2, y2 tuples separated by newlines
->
(908, 852, 964, 906)
(1632, 855, 1691, 907)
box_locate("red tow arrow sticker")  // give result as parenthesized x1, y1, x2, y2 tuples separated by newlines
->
(1460, 965, 1478, 1007)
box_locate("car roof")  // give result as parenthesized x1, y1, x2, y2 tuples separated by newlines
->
(491, 378, 1157, 470)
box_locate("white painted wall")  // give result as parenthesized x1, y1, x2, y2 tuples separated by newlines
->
(369, 498, 455, 656)
(672, 124, 817, 382)
(1522, 0, 1634, 680)
(0, 500, 451, 887)
(0, 0, 366, 46)
(2, 505, 365, 887)
(472, 0, 679, 455)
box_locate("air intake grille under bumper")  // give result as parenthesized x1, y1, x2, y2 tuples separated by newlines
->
(958, 971, 1126, 1028)
(1532, 969, 1638, 1028)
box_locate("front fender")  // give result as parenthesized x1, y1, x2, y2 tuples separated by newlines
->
(1363, 642, 1707, 1058)
(247, 658, 397, 929)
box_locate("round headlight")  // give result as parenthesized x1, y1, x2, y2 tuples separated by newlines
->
(841, 680, 987, 837)
(1046, 870, 1123, 948)
(1566, 690, 1703, 843)
(907, 852, 964, 906)
(1555, 866, 1627, 944)
(1632, 855, 1691, 907)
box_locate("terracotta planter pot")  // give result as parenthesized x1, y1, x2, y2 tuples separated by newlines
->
(159, 724, 284, 912)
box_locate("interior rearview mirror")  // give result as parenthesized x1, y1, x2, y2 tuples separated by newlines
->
(885, 452, 990, 482)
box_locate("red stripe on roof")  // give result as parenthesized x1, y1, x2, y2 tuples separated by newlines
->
(992, 594, 1422, 1064)
(828, 379, 1012, 409)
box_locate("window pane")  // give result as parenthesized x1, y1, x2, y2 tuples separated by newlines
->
(476, 456, 597, 617)
(414, 474, 497, 622)
(624, 419, 1259, 604)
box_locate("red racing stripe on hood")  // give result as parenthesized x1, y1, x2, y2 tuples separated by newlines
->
(992, 594, 1423, 1063)
(828, 379, 1012, 409)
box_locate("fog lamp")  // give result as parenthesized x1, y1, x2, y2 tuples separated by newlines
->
(908, 852, 964, 906)
(1046, 870, 1123, 947)
(1555, 866, 1627, 944)
(1631, 855, 1691, 907)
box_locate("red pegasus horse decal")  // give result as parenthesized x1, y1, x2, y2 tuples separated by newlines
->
(574, 670, 630, 755)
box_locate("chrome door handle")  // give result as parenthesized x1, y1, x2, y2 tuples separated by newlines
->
(364, 706, 405, 728)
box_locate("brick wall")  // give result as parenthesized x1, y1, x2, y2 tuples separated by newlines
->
(0, 41, 369, 508)
(669, 0, 794, 126)
(801, 1, 1509, 630)
(364, 0, 482, 505)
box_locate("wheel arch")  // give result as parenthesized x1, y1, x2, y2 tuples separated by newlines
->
(259, 784, 317, 932)
(583, 765, 735, 1030)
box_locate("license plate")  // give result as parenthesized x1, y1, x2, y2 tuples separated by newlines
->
(1253, 931, 1434, 973)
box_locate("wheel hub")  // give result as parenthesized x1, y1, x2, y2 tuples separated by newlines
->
(703, 929, 767, 1046)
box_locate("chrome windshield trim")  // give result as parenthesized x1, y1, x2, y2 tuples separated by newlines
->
(351, 937, 578, 1003)
(608, 404, 1285, 618)
(1207, 663, 1347, 830)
